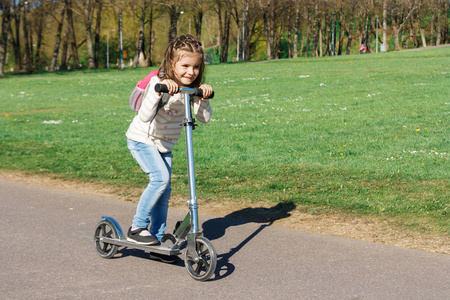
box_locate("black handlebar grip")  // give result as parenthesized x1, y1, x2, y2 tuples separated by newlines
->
(155, 83, 169, 93)
(194, 88, 215, 99)
(155, 83, 214, 99)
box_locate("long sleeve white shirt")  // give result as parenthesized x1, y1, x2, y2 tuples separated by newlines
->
(126, 76, 212, 153)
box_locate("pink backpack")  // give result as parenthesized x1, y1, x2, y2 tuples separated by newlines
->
(129, 70, 160, 111)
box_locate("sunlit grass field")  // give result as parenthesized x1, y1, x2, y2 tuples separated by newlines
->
(1, 47, 449, 236)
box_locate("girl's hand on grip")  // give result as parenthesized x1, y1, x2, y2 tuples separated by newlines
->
(160, 79, 178, 96)
(199, 84, 213, 100)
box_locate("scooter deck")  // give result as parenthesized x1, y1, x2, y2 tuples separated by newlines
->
(101, 237, 181, 256)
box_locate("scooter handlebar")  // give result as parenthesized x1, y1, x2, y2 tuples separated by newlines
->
(154, 83, 169, 94)
(155, 83, 214, 99)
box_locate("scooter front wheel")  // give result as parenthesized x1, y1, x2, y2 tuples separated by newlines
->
(184, 236, 217, 281)
(94, 220, 119, 259)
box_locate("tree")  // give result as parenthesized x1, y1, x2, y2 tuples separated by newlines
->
(10, 1, 22, 71)
(259, 0, 288, 59)
(417, 5, 428, 47)
(215, 0, 232, 63)
(344, 1, 358, 55)
(156, 0, 185, 41)
(2, 0, 448, 74)
(129, 0, 147, 67)
(435, 0, 442, 45)
(0, 0, 12, 76)
(391, 0, 420, 50)
(66, 0, 80, 68)
(94, 0, 103, 67)
(147, 1, 157, 66)
(21, 1, 32, 73)
(443, 0, 448, 44)
(337, 4, 345, 55)
(311, 3, 320, 57)
(357, 0, 375, 52)
(408, 11, 419, 48)
(31, 0, 47, 72)
(304, 4, 312, 57)
(323, 7, 331, 56)
(187, 0, 209, 40)
(49, 0, 67, 72)
(292, 1, 302, 58)
(235, 0, 259, 61)
(83, 0, 96, 69)
(382, 0, 389, 51)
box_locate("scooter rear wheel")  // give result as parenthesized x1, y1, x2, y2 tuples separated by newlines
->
(94, 220, 119, 259)
(184, 236, 217, 281)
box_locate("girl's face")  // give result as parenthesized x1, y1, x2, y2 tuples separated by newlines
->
(173, 51, 203, 86)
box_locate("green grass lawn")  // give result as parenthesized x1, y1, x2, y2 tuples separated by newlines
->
(1, 48, 449, 236)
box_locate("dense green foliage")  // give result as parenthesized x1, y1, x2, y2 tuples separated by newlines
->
(1, 48, 449, 235)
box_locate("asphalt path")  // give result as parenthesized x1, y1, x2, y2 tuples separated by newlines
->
(1, 180, 449, 299)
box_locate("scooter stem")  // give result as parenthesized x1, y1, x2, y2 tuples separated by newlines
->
(182, 89, 200, 234)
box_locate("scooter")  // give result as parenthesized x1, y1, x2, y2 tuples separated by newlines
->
(93, 84, 217, 281)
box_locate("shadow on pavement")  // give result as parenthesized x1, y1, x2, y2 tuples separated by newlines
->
(202, 202, 296, 281)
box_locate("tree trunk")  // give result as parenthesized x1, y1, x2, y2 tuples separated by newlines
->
(12, 3, 22, 71)
(60, 30, 68, 70)
(370, 14, 378, 52)
(167, 5, 180, 41)
(311, 4, 318, 57)
(147, 2, 155, 66)
(325, 11, 331, 56)
(346, 7, 355, 55)
(436, 0, 442, 45)
(338, 10, 345, 55)
(49, 2, 67, 72)
(274, 6, 284, 59)
(221, 1, 231, 62)
(216, 0, 231, 63)
(217, 4, 223, 58)
(66, 0, 80, 68)
(244, 15, 255, 61)
(333, 13, 337, 55)
(94, 0, 102, 68)
(364, 13, 371, 52)
(305, 23, 310, 57)
(429, 11, 435, 46)
(392, 9, 401, 50)
(193, 11, 203, 40)
(263, 8, 273, 59)
(346, 22, 354, 55)
(84, 0, 95, 69)
(287, 10, 292, 58)
(318, 20, 323, 57)
(418, 17, 427, 47)
(443, 0, 448, 43)
(293, 7, 300, 58)
(34, 8, 45, 72)
(21, 1, 32, 73)
(242, 1, 254, 61)
(0, 0, 12, 76)
(305, 8, 311, 57)
(135, 2, 146, 68)
(409, 15, 419, 48)
(382, 0, 389, 51)
(299, 30, 305, 56)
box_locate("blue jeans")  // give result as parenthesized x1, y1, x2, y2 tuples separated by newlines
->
(127, 138, 172, 241)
